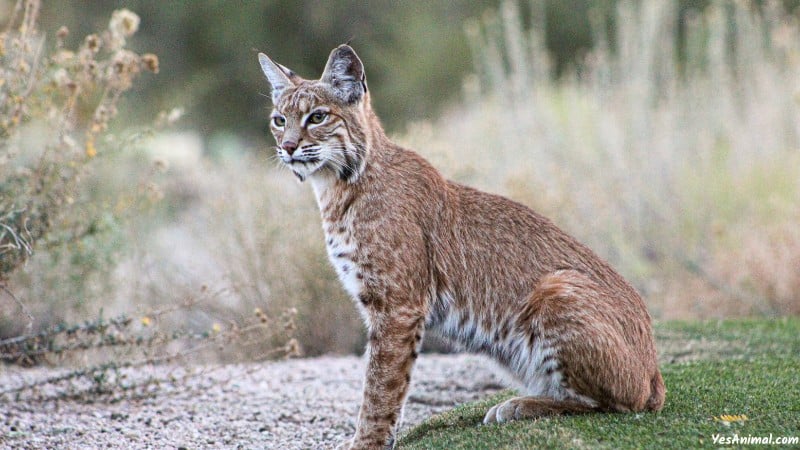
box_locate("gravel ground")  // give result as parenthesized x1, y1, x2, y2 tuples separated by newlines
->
(1, 354, 505, 449)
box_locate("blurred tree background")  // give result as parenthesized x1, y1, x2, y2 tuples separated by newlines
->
(6, 0, 800, 139)
(13, 0, 622, 138)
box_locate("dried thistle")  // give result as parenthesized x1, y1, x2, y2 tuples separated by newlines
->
(141, 53, 159, 73)
(110, 9, 140, 37)
(56, 25, 69, 39)
(108, 9, 140, 50)
(107, 49, 141, 90)
(84, 33, 101, 53)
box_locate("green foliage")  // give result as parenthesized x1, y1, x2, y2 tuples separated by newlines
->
(398, 318, 800, 449)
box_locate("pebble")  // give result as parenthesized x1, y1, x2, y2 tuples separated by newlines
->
(0, 354, 503, 449)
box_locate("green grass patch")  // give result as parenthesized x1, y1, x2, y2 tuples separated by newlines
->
(655, 316, 800, 362)
(398, 318, 800, 449)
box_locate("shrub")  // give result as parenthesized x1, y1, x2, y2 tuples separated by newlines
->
(0, 0, 162, 336)
(1, 1, 158, 275)
(0, 3, 301, 400)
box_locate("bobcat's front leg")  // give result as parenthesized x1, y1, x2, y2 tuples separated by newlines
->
(349, 309, 424, 450)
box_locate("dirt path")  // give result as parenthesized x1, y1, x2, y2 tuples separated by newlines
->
(1, 354, 504, 449)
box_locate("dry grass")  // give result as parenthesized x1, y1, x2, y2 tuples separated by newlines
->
(175, 153, 364, 356)
(106, 148, 363, 361)
(401, 0, 800, 319)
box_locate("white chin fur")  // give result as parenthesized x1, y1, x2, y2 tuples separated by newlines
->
(289, 160, 324, 182)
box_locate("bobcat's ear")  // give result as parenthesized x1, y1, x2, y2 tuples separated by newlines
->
(258, 52, 297, 103)
(320, 44, 367, 104)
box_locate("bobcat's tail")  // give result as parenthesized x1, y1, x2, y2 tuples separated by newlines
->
(646, 370, 666, 411)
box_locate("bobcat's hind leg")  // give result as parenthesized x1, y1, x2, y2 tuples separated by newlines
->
(483, 396, 596, 424)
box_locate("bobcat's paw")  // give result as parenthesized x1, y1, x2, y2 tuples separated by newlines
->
(482, 397, 522, 425)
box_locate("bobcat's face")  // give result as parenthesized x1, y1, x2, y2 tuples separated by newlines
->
(260, 46, 369, 182)
(270, 85, 364, 182)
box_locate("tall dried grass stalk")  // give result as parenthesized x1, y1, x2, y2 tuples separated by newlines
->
(404, 0, 800, 317)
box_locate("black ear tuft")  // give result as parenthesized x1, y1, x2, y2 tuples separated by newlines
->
(320, 45, 367, 104)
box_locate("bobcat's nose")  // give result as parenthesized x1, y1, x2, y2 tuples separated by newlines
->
(281, 140, 299, 155)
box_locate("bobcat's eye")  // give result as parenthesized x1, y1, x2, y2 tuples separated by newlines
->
(307, 112, 328, 125)
(272, 116, 286, 127)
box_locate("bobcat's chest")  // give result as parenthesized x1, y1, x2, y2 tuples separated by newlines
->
(311, 174, 365, 301)
(323, 221, 363, 299)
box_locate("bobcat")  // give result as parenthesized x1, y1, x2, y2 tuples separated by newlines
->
(258, 45, 665, 450)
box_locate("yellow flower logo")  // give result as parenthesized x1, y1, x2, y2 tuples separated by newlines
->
(714, 414, 748, 425)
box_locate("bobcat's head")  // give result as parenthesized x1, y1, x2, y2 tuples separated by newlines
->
(258, 45, 372, 183)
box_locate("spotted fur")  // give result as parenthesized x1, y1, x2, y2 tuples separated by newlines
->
(258, 45, 665, 450)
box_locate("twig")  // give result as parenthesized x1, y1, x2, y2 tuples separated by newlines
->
(0, 221, 33, 256)
(0, 302, 299, 401)
(0, 283, 34, 333)
(0, 322, 296, 400)
(2, 0, 24, 34)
